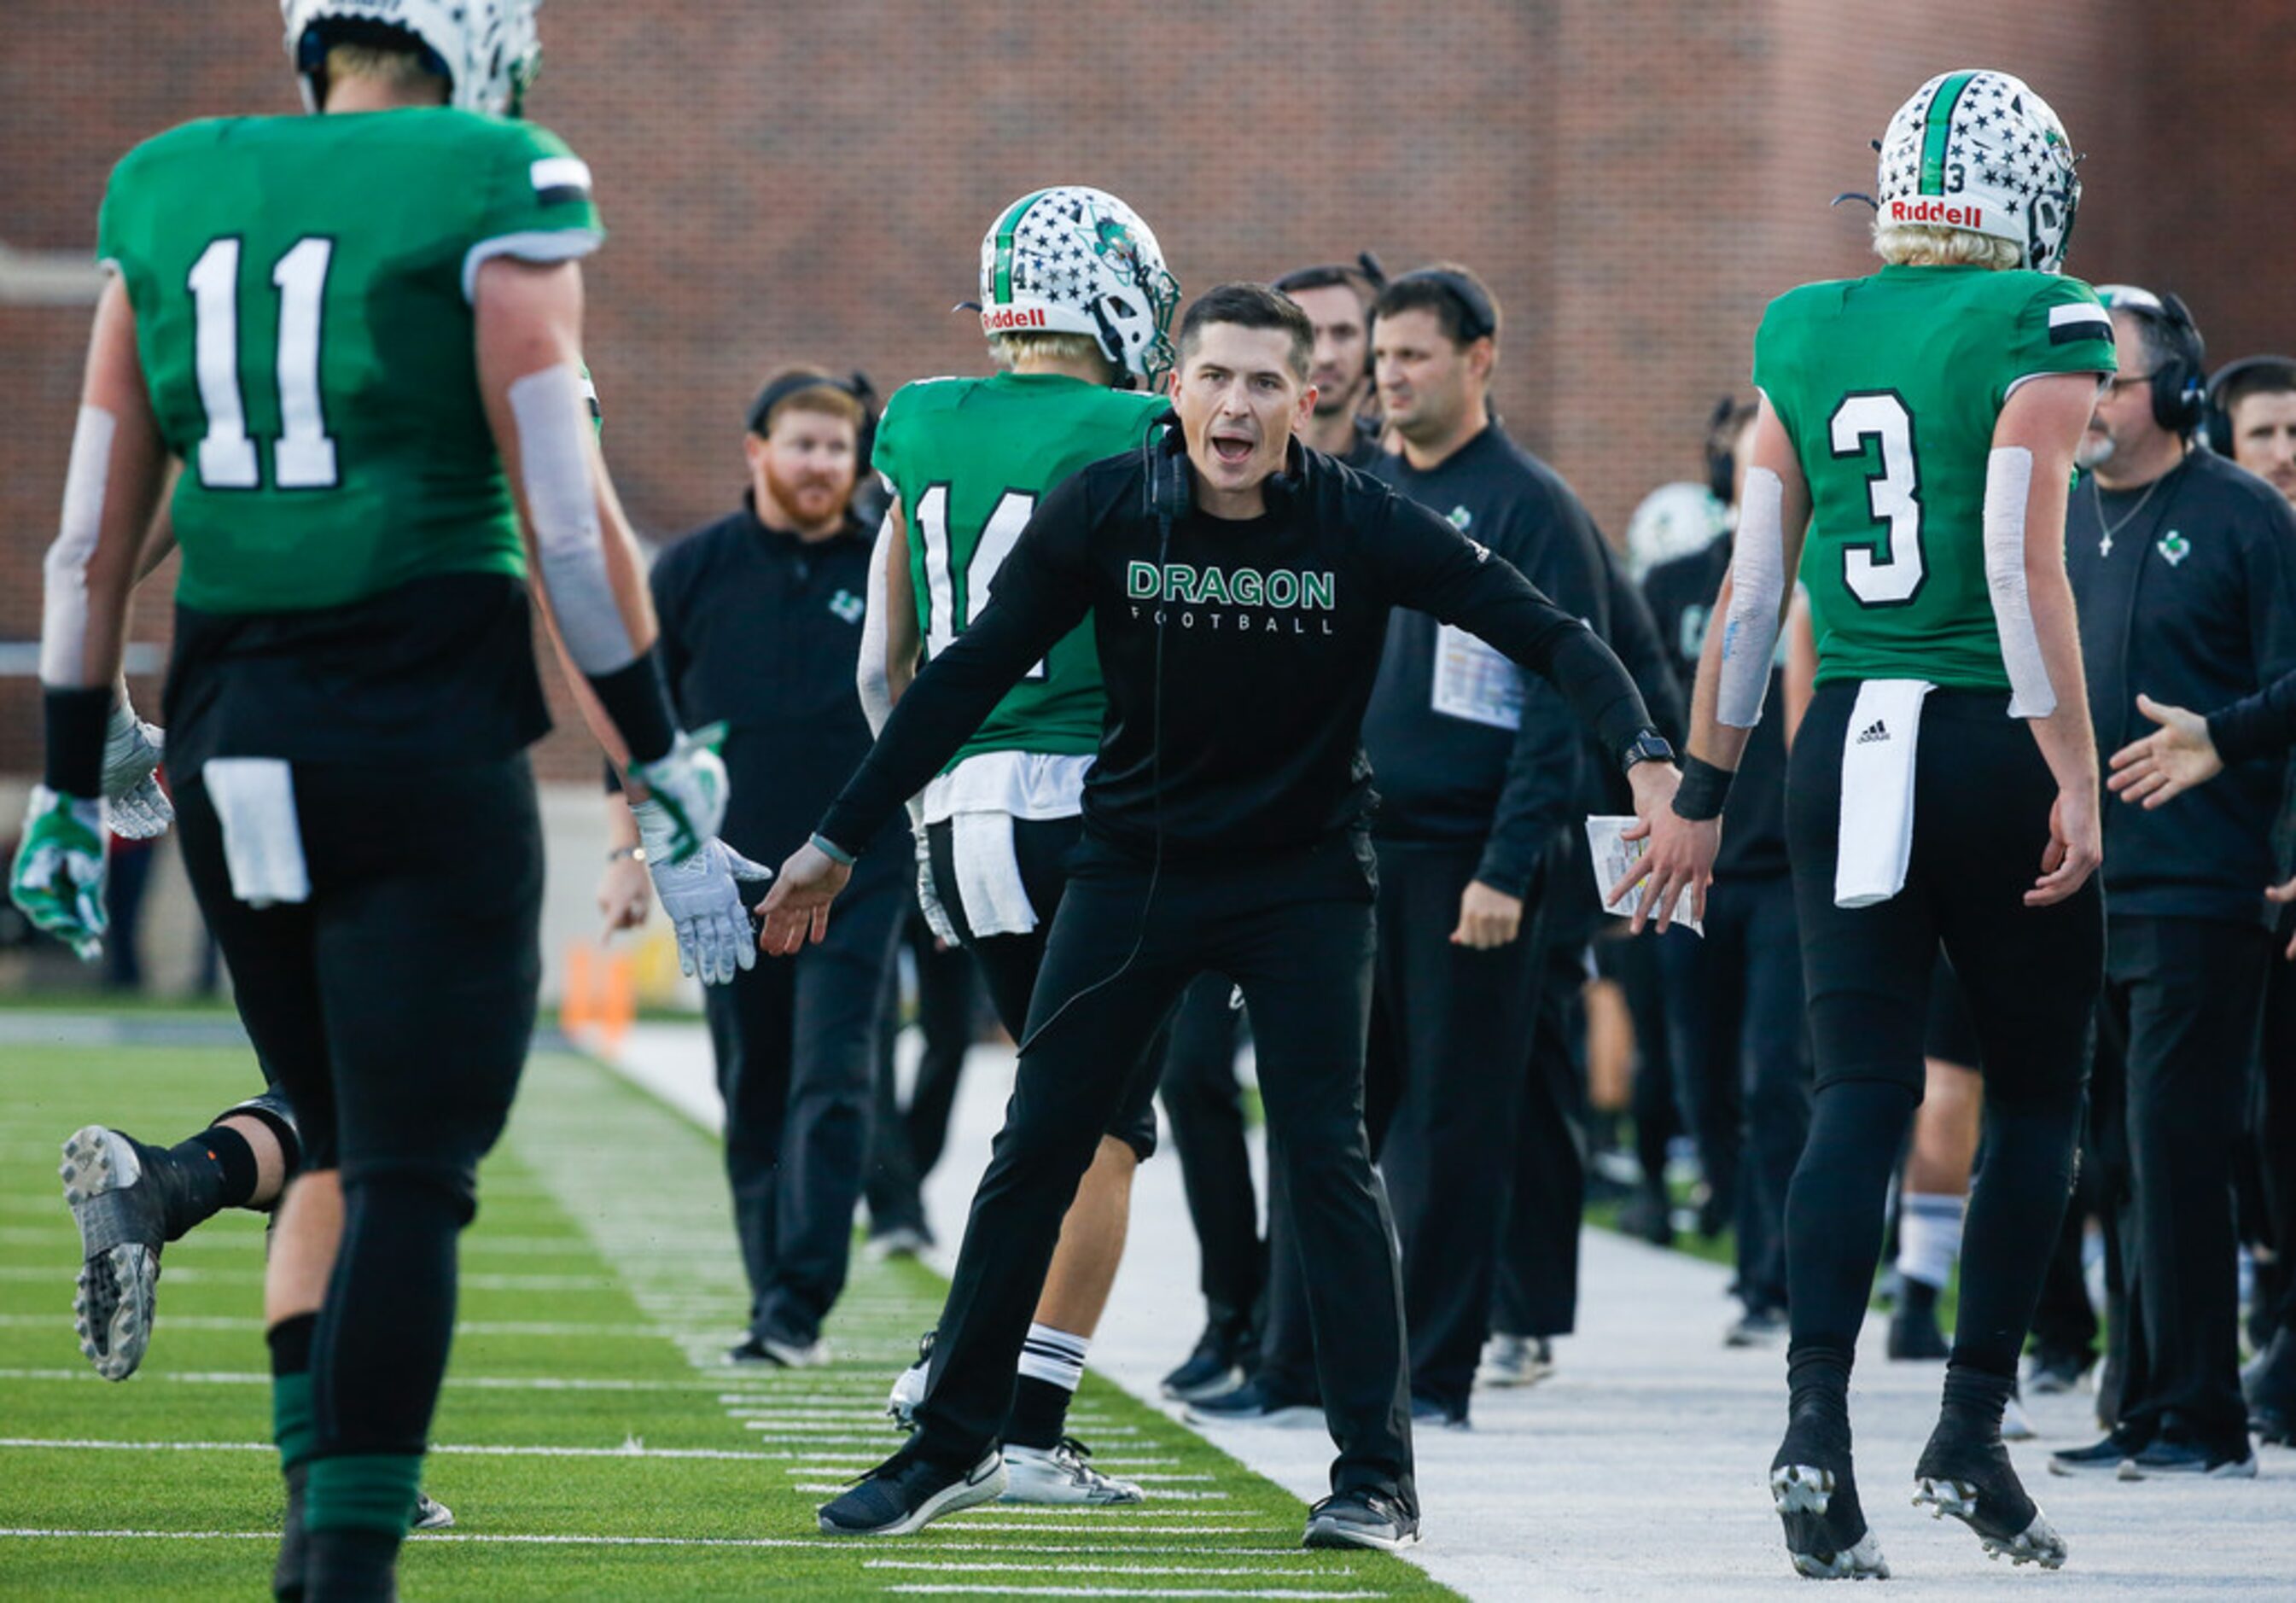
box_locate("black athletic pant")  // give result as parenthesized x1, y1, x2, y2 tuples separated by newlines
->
(176, 756, 542, 1460)
(1660, 874, 1809, 1314)
(865, 903, 981, 1237)
(1783, 686, 2101, 1395)
(1494, 937, 1590, 1339)
(2254, 904, 2296, 1338)
(1611, 934, 1678, 1221)
(2097, 914, 2268, 1459)
(915, 832, 1413, 1507)
(707, 864, 904, 1346)
(1158, 974, 1259, 1331)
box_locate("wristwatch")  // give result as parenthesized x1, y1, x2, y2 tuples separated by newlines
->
(1619, 728, 1676, 774)
(606, 844, 646, 865)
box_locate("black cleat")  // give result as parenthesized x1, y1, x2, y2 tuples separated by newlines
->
(1769, 1407, 1888, 1579)
(1302, 1487, 1419, 1552)
(1886, 1282, 1950, 1362)
(1913, 1414, 2066, 1568)
(61, 1126, 174, 1380)
(817, 1443, 1006, 1536)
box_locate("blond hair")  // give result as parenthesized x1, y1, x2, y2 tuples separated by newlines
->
(1873, 223, 2023, 271)
(992, 330, 1114, 380)
(324, 40, 448, 101)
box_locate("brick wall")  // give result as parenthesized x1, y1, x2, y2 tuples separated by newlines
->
(3, 0, 2287, 780)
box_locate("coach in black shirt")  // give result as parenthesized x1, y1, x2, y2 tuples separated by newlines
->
(765, 285, 1677, 1548)
(601, 370, 906, 1368)
(1640, 405, 1807, 1341)
(2055, 290, 2296, 1479)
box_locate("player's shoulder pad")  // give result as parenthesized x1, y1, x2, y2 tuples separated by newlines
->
(108, 117, 238, 192)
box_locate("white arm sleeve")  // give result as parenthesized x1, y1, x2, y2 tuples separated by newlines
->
(1983, 445, 2057, 719)
(508, 363, 637, 676)
(856, 506, 897, 737)
(39, 405, 116, 688)
(1716, 464, 1786, 728)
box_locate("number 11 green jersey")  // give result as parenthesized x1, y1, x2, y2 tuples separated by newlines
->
(97, 108, 603, 616)
(872, 370, 1167, 768)
(1753, 263, 2115, 691)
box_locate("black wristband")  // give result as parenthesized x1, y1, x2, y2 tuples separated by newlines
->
(43, 685, 112, 799)
(602, 756, 624, 796)
(586, 652, 677, 768)
(1671, 755, 1734, 821)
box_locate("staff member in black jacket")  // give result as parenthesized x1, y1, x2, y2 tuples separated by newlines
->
(2050, 289, 2296, 1481)
(764, 285, 1678, 1549)
(600, 370, 907, 1367)
(1642, 401, 1808, 1345)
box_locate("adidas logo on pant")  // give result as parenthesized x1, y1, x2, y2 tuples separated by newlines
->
(1856, 720, 1890, 744)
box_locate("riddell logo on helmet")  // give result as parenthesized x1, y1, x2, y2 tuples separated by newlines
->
(982, 306, 1048, 332)
(1885, 198, 1986, 230)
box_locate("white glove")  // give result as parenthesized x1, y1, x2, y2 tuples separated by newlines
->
(907, 804, 959, 947)
(102, 699, 173, 841)
(9, 786, 108, 963)
(624, 724, 729, 868)
(632, 805, 772, 987)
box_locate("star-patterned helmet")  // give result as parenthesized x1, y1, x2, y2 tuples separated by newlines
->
(978, 188, 1180, 389)
(1876, 70, 2082, 274)
(283, 0, 542, 117)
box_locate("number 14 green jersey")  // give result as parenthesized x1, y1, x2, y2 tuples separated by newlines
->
(1753, 263, 2115, 691)
(872, 370, 1167, 768)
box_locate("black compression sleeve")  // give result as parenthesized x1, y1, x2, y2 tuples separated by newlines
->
(43, 685, 111, 798)
(587, 653, 676, 767)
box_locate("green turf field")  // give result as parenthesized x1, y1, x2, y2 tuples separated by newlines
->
(0, 1027, 1457, 1600)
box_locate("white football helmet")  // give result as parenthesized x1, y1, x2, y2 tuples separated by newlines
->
(283, 0, 541, 117)
(1624, 481, 1729, 582)
(979, 188, 1180, 389)
(1876, 69, 2081, 274)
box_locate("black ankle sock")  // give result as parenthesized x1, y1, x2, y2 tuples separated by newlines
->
(1940, 1362, 2013, 1427)
(302, 1529, 399, 1603)
(1786, 1344, 1853, 1422)
(156, 1127, 256, 1235)
(1005, 1376, 1073, 1451)
(1901, 1276, 1940, 1317)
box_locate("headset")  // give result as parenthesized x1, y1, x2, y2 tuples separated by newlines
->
(2098, 286, 2208, 437)
(2204, 353, 2296, 459)
(1272, 252, 1388, 378)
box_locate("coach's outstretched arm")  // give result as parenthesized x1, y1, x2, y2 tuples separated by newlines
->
(758, 475, 1097, 954)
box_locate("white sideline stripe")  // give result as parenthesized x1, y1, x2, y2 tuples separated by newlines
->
(881, 1580, 1378, 1588)
(781, 1466, 1201, 1480)
(905, 1524, 1273, 1536)
(887, 1589, 1384, 1599)
(0, 1314, 674, 1338)
(0, 1437, 795, 1462)
(951, 1507, 1238, 1519)
(0, 1529, 1294, 1559)
(0, 1265, 625, 1291)
(0, 1367, 763, 1392)
(867, 1563, 1346, 1577)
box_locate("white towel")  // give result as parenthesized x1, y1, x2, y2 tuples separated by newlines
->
(201, 758, 312, 907)
(952, 809, 1040, 939)
(1834, 679, 1933, 909)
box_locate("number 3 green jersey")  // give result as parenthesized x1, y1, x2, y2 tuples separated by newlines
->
(1753, 263, 2115, 691)
(97, 108, 603, 615)
(873, 371, 1167, 767)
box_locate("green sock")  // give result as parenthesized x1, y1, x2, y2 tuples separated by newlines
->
(272, 1372, 316, 1475)
(306, 1453, 426, 1536)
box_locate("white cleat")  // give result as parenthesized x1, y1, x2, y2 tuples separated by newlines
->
(2000, 1395, 2037, 1442)
(887, 1332, 932, 1431)
(412, 1492, 455, 1530)
(1771, 1464, 1891, 1581)
(1477, 1332, 1555, 1390)
(1000, 1437, 1145, 1506)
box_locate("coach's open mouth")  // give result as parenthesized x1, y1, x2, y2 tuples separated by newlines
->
(1209, 430, 1255, 466)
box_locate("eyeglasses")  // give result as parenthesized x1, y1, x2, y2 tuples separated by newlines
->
(2103, 372, 2157, 396)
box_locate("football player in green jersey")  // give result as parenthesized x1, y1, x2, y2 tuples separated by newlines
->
(9, 3, 750, 1594)
(1621, 71, 2116, 1579)
(860, 188, 1176, 1507)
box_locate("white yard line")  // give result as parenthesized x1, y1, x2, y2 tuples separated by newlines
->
(884, 1588, 1384, 1600)
(0, 1437, 813, 1461)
